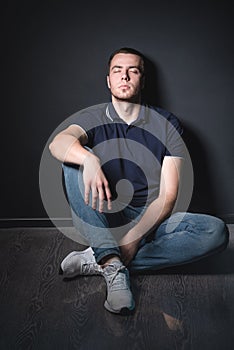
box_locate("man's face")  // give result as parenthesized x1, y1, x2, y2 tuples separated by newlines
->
(107, 53, 144, 103)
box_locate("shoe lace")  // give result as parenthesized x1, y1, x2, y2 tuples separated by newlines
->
(82, 263, 101, 275)
(107, 265, 128, 290)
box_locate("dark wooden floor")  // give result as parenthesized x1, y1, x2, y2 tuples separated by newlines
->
(0, 225, 234, 350)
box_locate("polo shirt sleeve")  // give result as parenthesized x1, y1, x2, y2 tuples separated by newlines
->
(165, 113, 185, 158)
(68, 108, 97, 146)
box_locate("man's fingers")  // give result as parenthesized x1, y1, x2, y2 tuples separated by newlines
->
(83, 171, 112, 212)
(104, 182, 112, 210)
(84, 184, 90, 205)
(84, 183, 111, 213)
(97, 186, 105, 213)
(91, 186, 98, 210)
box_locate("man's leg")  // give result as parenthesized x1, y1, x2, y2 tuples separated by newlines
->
(62, 163, 121, 262)
(62, 163, 135, 313)
(129, 212, 229, 272)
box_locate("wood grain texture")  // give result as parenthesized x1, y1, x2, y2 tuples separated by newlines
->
(0, 225, 234, 350)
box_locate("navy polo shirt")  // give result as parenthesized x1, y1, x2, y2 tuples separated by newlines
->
(71, 102, 184, 207)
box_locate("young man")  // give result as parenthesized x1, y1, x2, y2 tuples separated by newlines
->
(49, 48, 229, 314)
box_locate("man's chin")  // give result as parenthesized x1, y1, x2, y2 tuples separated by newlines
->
(113, 94, 141, 103)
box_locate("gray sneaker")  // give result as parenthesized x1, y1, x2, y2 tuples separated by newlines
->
(103, 261, 135, 314)
(60, 247, 103, 278)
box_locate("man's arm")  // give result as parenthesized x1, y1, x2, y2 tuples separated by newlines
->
(49, 125, 112, 212)
(49, 124, 90, 164)
(120, 156, 183, 265)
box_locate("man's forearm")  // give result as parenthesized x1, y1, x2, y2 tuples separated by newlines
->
(124, 156, 182, 244)
(49, 127, 112, 212)
(49, 133, 91, 165)
(122, 195, 176, 245)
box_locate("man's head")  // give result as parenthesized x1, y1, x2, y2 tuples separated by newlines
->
(107, 47, 145, 103)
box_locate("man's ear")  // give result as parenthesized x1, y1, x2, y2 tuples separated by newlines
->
(141, 75, 145, 90)
(106, 75, 110, 89)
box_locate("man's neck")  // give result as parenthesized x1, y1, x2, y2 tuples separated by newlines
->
(112, 98, 141, 124)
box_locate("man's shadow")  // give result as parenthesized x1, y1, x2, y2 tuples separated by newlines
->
(141, 56, 233, 274)
(142, 56, 165, 107)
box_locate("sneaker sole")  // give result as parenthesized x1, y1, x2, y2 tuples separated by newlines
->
(104, 300, 135, 314)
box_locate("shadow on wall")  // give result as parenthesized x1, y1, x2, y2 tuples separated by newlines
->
(182, 125, 218, 216)
(142, 56, 219, 216)
(142, 55, 166, 107)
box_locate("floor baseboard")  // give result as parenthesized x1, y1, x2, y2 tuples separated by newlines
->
(0, 218, 73, 228)
(0, 213, 233, 228)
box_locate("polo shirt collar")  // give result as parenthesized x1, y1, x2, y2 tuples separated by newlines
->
(106, 102, 148, 125)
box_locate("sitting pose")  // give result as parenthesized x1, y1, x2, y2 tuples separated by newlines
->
(49, 47, 229, 314)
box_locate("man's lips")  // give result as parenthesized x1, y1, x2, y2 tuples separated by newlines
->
(119, 84, 130, 89)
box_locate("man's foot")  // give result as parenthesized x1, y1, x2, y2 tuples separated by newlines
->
(60, 247, 103, 278)
(102, 261, 135, 314)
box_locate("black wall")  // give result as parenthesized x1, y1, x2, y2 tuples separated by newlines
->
(2, 0, 234, 222)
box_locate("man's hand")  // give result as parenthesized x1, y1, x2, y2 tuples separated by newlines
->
(120, 231, 141, 266)
(83, 154, 112, 212)
(120, 240, 139, 266)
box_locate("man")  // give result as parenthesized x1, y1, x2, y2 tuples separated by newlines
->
(49, 48, 229, 314)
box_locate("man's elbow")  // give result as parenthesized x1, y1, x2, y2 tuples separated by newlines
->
(49, 135, 62, 159)
(49, 138, 56, 157)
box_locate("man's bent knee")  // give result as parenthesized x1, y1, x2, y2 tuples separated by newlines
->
(206, 216, 229, 253)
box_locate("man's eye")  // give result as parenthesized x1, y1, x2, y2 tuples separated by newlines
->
(113, 68, 121, 73)
(130, 69, 139, 74)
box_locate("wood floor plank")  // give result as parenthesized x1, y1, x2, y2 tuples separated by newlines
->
(0, 226, 233, 350)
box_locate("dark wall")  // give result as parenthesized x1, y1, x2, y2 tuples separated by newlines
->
(2, 0, 234, 222)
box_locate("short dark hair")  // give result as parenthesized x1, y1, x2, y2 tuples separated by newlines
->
(108, 47, 145, 74)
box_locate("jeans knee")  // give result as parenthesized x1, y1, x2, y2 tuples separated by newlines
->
(216, 218, 229, 249)
(207, 216, 229, 252)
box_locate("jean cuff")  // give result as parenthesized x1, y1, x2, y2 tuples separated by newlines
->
(94, 247, 121, 264)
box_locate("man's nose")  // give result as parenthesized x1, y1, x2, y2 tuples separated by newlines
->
(122, 70, 130, 81)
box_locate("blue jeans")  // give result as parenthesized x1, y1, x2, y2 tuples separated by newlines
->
(62, 163, 229, 272)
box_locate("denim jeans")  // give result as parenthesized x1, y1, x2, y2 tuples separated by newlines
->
(62, 163, 229, 272)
